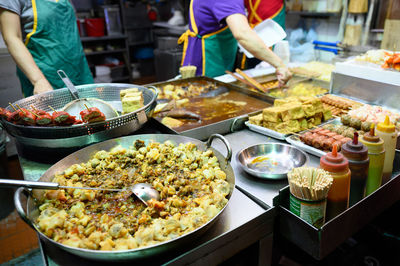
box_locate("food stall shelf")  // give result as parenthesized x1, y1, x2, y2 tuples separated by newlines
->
(273, 152, 400, 260)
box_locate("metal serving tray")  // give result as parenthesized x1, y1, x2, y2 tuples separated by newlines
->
(273, 152, 400, 260)
(285, 118, 343, 157)
(245, 121, 290, 140)
(230, 74, 329, 100)
(149, 76, 273, 140)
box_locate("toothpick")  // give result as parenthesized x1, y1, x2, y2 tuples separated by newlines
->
(15, 104, 27, 115)
(8, 102, 17, 112)
(28, 110, 40, 118)
(48, 105, 57, 113)
(84, 104, 90, 111)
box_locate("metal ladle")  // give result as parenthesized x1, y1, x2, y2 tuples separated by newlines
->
(0, 179, 160, 206)
(57, 70, 119, 119)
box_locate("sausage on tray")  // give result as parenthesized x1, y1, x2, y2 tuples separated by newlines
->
(322, 137, 335, 151)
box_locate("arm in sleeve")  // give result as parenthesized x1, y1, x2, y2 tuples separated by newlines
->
(226, 13, 292, 85)
(0, 9, 53, 94)
(213, 0, 246, 24)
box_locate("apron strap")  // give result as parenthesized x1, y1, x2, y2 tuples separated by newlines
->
(178, 29, 199, 66)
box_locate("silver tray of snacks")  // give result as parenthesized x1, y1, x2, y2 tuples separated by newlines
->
(286, 118, 357, 158)
(246, 96, 333, 141)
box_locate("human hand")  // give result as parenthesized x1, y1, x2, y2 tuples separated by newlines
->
(276, 66, 292, 87)
(33, 78, 53, 95)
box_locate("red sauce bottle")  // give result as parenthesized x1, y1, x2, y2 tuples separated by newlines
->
(320, 144, 351, 221)
(341, 132, 369, 206)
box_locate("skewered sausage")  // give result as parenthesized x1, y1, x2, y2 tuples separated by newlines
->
(322, 137, 335, 151)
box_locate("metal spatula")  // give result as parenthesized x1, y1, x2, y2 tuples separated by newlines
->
(57, 70, 119, 119)
(0, 179, 159, 205)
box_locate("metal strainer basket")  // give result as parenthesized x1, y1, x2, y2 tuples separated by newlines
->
(1, 83, 157, 149)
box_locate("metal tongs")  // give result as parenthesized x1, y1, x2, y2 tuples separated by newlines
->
(0, 179, 159, 206)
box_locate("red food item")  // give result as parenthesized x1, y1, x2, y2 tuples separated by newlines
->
(340, 137, 352, 146)
(7, 111, 21, 123)
(17, 108, 36, 125)
(80, 107, 102, 122)
(312, 135, 326, 149)
(319, 129, 331, 136)
(299, 132, 312, 143)
(0, 107, 12, 119)
(36, 114, 52, 126)
(52, 111, 70, 124)
(326, 132, 337, 138)
(61, 115, 77, 126)
(87, 113, 106, 123)
(33, 109, 49, 116)
(73, 119, 83, 125)
(322, 137, 335, 151)
(332, 135, 344, 141)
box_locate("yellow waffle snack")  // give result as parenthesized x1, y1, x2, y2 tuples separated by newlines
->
(322, 108, 333, 121)
(281, 104, 305, 121)
(249, 113, 263, 126)
(287, 119, 301, 132)
(120, 87, 139, 99)
(263, 107, 282, 122)
(299, 118, 308, 131)
(302, 103, 316, 117)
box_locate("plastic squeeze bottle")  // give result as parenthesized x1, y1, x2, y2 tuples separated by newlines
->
(359, 124, 385, 196)
(376, 116, 397, 184)
(320, 144, 351, 221)
(341, 132, 369, 206)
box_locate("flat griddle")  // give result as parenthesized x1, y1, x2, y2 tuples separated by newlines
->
(149, 77, 273, 140)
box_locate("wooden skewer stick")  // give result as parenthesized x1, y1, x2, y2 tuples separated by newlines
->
(30, 105, 38, 112)
(288, 132, 301, 136)
(84, 104, 90, 110)
(15, 104, 27, 115)
(28, 110, 40, 118)
(235, 68, 267, 93)
(8, 102, 18, 112)
(225, 70, 258, 90)
(48, 105, 57, 113)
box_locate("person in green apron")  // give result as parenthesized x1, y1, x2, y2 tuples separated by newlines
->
(0, 0, 93, 97)
(178, 0, 291, 86)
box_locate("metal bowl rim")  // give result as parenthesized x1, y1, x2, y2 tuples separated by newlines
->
(236, 142, 310, 179)
(22, 134, 235, 258)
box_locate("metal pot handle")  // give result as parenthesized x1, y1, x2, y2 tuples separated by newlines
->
(14, 187, 35, 230)
(206, 134, 232, 163)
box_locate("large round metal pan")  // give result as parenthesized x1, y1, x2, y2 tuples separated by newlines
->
(14, 134, 234, 261)
(1, 83, 158, 141)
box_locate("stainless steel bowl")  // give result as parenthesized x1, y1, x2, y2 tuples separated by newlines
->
(236, 143, 309, 180)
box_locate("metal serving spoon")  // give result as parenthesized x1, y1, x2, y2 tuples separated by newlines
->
(57, 70, 119, 119)
(0, 179, 160, 206)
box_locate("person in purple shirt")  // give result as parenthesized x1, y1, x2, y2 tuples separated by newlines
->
(178, 0, 291, 86)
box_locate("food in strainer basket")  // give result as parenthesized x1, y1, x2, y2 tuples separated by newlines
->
(36, 140, 230, 251)
(120, 88, 144, 114)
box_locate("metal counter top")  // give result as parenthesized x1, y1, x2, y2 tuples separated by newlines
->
(210, 129, 320, 208)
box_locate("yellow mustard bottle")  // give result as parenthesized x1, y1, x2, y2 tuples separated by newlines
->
(359, 124, 385, 196)
(376, 116, 397, 184)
